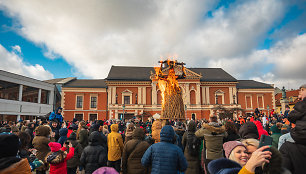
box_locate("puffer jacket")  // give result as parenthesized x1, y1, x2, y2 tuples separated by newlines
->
(107, 124, 124, 161)
(151, 120, 162, 143)
(182, 120, 200, 174)
(80, 131, 107, 174)
(46, 146, 74, 174)
(141, 125, 187, 174)
(32, 125, 51, 171)
(195, 122, 225, 160)
(122, 128, 150, 174)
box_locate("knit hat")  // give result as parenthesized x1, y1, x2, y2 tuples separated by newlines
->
(0, 133, 20, 158)
(239, 122, 259, 139)
(68, 132, 77, 140)
(223, 141, 246, 158)
(48, 142, 62, 152)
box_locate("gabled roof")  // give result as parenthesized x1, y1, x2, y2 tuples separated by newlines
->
(106, 66, 237, 82)
(237, 80, 274, 89)
(63, 79, 107, 88)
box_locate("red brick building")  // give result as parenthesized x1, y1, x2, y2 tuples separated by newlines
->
(61, 65, 275, 121)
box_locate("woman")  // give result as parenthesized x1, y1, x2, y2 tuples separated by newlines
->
(124, 123, 135, 144)
(182, 120, 200, 174)
(77, 121, 89, 149)
(208, 141, 271, 174)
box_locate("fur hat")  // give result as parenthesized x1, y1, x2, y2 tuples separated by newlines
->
(223, 141, 246, 159)
(208, 158, 241, 174)
(48, 142, 62, 152)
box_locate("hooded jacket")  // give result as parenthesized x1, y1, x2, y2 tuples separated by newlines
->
(124, 123, 135, 144)
(49, 107, 63, 124)
(46, 145, 75, 174)
(107, 124, 124, 161)
(151, 120, 162, 143)
(195, 122, 225, 160)
(141, 125, 187, 174)
(58, 128, 68, 146)
(122, 128, 150, 174)
(253, 121, 269, 139)
(80, 131, 107, 174)
(182, 120, 200, 174)
(32, 125, 51, 171)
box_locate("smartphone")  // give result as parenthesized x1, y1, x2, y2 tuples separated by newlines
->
(258, 135, 273, 151)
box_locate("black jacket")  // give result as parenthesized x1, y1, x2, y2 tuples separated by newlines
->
(80, 131, 107, 174)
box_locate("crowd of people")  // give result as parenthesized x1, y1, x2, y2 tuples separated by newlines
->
(0, 84, 305, 174)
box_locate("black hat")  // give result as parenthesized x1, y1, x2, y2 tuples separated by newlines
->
(68, 132, 77, 140)
(0, 133, 20, 158)
(239, 122, 259, 139)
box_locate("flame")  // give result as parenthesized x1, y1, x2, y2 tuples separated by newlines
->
(154, 59, 181, 106)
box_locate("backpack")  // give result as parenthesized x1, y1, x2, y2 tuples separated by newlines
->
(187, 133, 200, 157)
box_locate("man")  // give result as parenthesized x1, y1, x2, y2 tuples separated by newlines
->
(195, 115, 225, 174)
(107, 124, 124, 172)
(279, 84, 306, 174)
(49, 107, 64, 128)
(141, 125, 187, 174)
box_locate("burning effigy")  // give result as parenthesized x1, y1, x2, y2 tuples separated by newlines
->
(154, 60, 186, 120)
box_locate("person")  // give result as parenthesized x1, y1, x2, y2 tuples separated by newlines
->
(80, 131, 107, 174)
(122, 127, 150, 174)
(49, 107, 64, 128)
(0, 133, 32, 174)
(66, 132, 83, 174)
(224, 121, 240, 142)
(124, 123, 135, 144)
(50, 120, 60, 142)
(279, 84, 306, 174)
(239, 122, 259, 140)
(270, 123, 282, 149)
(141, 125, 188, 174)
(208, 141, 272, 174)
(182, 120, 200, 174)
(32, 125, 51, 174)
(240, 138, 259, 158)
(107, 124, 124, 172)
(252, 121, 268, 139)
(58, 128, 68, 146)
(151, 120, 162, 143)
(45, 142, 75, 174)
(77, 121, 89, 149)
(195, 115, 225, 173)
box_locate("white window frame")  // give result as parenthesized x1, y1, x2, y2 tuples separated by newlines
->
(74, 113, 84, 121)
(215, 90, 225, 104)
(245, 95, 253, 109)
(122, 89, 133, 104)
(90, 94, 98, 109)
(257, 94, 264, 109)
(76, 95, 84, 109)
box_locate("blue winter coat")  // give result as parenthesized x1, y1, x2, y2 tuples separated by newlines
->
(49, 107, 63, 124)
(141, 125, 188, 174)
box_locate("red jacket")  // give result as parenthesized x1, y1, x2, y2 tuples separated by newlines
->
(253, 121, 269, 139)
(67, 129, 73, 138)
(49, 147, 74, 174)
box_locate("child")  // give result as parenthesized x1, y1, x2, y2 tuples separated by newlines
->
(45, 142, 74, 174)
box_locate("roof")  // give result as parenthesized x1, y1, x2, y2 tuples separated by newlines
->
(189, 68, 237, 82)
(62, 79, 107, 88)
(106, 66, 237, 82)
(44, 77, 76, 84)
(237, 80, 274, 89)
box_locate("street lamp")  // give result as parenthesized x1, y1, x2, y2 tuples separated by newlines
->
(123, 104, 125, 121)
(267, 104, 270, 116)
(215, 94, 218, 104)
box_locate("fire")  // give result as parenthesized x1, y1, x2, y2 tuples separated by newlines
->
(154, 59, 186, 119)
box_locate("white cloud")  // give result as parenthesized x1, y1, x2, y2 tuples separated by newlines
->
(11, 45, 21, 53)
(0, 0, 304, 89)
(0, 44, 54, 80)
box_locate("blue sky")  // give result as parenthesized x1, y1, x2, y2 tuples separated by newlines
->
(0, 0, 305, 89)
